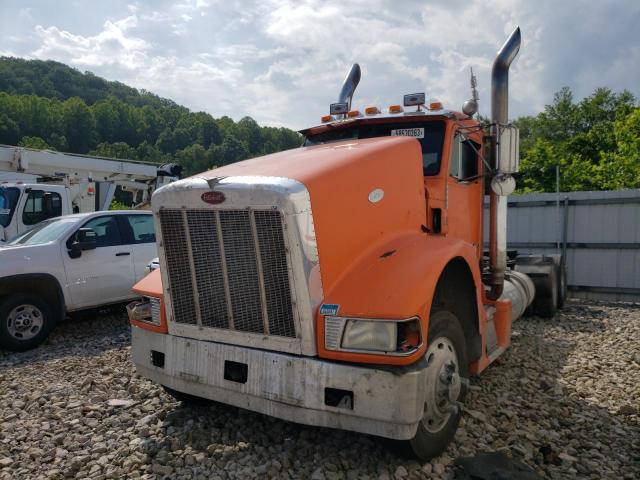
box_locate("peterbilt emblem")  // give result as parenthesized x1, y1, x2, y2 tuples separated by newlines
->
(201, 191, 226, 204)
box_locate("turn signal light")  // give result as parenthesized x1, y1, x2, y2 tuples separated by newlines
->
(365, 106, 380, 115)
(389, 105, 404, 113)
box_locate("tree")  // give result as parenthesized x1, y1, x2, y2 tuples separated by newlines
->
(18, 136, 52, 150)
(219, 135, 249, 165)
(61, 97, 96, 152)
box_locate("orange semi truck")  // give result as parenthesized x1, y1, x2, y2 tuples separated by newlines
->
(128, 27, 564, 458)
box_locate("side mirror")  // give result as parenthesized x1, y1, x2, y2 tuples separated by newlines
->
(69, 228, 97, 258)
(77, 228, 97, 250)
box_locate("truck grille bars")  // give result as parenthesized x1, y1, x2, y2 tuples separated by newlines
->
(159, 208, 296, 338)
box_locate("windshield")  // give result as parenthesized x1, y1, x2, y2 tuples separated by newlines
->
(8, 217, 76, 246)
(304, 121, 446, 176)
(0, 186, 20, 228)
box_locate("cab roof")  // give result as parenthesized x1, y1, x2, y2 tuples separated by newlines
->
(299, 109, 472, 137)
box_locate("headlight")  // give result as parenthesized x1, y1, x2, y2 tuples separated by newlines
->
(325, 316, 421, 355)
(342, 320, 396, 351)
(127, 297, 161, 326)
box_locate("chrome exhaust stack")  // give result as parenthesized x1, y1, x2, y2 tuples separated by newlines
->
(337, 63, 361, 111)
(487, 27, 521, 300)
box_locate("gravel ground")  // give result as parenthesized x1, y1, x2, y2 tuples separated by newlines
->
(0, 300, 638, 479)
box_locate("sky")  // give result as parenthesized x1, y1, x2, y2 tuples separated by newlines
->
(1, 0, 639, 130)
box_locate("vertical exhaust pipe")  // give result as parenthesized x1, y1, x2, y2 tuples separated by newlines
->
(337, 63, 361, 111)
(488, 27, 521, 300)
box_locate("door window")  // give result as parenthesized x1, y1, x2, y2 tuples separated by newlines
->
(74, 216, 122, 248)
(122, 214, 156, 244)
(22, 190, 62, 225)
(450, 135, 479, 181)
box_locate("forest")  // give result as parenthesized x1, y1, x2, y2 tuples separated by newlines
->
(0, 57, 301, 176)
(0, 57, 638, 191)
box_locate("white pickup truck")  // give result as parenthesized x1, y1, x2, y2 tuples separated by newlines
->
(0, 210, 157, 351)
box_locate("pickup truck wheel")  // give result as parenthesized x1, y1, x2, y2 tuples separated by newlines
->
(406, 310, 468, 460)
(0, 294, 55, 352)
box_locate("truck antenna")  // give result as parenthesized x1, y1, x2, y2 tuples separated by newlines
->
(462, 67, 479, 117)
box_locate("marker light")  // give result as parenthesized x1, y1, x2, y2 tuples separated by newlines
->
(389, 105, 404, 113)
(365, 106, 381, 115)
(347, 110, 361, 118)
(429, 101, 443, 110)
(321, 114, 333, 123)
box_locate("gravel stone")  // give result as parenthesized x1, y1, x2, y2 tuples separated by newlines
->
(0, 301, 638, 479)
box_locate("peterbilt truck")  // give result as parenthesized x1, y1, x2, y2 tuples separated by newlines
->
(128, 27, 561, 458)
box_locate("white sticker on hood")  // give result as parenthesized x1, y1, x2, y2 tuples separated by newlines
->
(368, 188, 384, 203)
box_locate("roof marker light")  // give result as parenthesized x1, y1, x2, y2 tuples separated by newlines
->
(347, 110, 361, 118)
(429, 101, 443, 110)
(321, 114, 333, 123)
(365, 106, 380, 115)
(389, 105, 404, 113)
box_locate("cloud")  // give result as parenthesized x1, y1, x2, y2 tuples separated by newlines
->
(32, 15, 149, 69)
(3, 0, 638, 129)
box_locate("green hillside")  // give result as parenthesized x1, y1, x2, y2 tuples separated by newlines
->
(0, 57, 301, 176)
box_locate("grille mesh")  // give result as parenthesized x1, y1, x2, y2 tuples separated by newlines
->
(158, 210, 197, 325)
(159, 208, 296, 338)
(255, 211, 296, 337)
(186, 211, 229, 329)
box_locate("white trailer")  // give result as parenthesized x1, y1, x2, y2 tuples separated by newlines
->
(0, 145, 181, 242)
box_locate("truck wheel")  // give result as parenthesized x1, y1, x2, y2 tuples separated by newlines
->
(0, 294, 56, 352)
(556, 264, 567, 310)
(407, 310, 468, 460)
(162, 386, 213, 406)
(534, 266, 558, 318)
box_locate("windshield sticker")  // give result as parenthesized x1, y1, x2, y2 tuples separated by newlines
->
(391, 127, 424, 138)
(320, 304, 340, 316)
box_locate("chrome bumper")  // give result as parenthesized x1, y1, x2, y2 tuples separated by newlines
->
(131, 327, 427, 440)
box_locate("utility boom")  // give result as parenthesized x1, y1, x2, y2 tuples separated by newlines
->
(0, 145, 180, 241)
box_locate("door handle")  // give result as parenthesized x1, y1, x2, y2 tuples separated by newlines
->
(115, 252, 130, 256)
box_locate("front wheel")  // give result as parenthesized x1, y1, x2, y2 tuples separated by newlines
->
(0, 294, 56, 352)
(407, 309, 468, 460)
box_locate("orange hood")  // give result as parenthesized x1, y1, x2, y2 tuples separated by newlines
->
(195, 136, 427, 293)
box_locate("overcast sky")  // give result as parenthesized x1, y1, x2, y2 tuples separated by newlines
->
(1, 0, 638, 129)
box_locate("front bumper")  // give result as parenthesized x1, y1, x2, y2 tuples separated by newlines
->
(131, 327, 427, 440)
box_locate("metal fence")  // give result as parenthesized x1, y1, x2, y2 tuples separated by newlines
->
(484, 189, 640, 302)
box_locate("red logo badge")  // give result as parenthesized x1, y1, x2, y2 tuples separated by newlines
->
(201, 191, 225, 204)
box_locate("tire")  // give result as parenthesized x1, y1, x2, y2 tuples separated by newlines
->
(406, 310, 468, 460)
(0, 294, 56, 352)
(162, 386, 213, 406)
(534, 266, 558, 318)
(556, 264, 567, 310)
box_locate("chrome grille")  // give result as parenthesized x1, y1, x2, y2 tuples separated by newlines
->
(159, 208, 296, 338)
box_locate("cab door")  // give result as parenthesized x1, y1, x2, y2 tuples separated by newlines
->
(62, 214, 135, 309)
(116, 213, 158, 282)
(446, 132, 483, 251)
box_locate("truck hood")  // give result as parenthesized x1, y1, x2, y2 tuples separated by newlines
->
(0, 242, 62, 275)
(158, 136, 427, 294)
